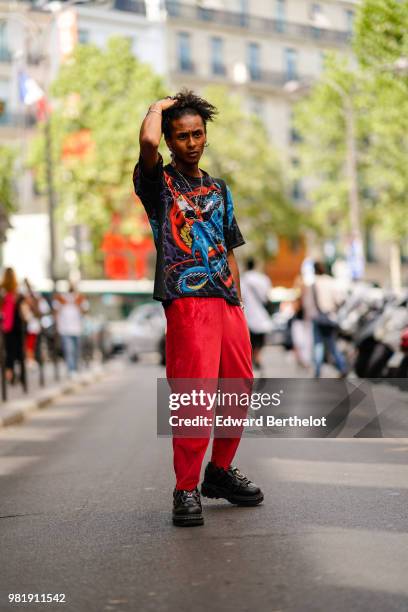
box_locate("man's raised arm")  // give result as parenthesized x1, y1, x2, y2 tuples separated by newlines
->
(139, 97, 177, 176)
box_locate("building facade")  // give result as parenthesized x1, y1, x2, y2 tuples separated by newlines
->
(165, 0, 356, 158)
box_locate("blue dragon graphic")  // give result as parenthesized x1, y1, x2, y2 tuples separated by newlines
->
(178, 206, 226, 293)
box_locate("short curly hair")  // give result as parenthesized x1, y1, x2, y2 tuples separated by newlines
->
(162, 89, 218, 138)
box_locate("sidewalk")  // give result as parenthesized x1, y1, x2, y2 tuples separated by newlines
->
(0, 360, 106, 428)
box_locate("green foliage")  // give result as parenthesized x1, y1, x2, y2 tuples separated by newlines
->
(29, 37, 166, 275)
(353, 0, 408, 70)
(29, 41, 297, 272)
(354, 0, 408, 241)
(0, 144, 17, 213)
(293, 54, 368, 237)
(293, 0, 408, 245)
(200, 86, 301, 254)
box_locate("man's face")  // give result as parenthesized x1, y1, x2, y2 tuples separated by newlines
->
(166, 113, 206, 166)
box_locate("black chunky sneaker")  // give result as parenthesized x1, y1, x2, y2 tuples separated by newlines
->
(201, 462, 264, 506)
(172, 488, 204, 527)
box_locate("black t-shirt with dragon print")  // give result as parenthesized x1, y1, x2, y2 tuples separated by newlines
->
(133, 156, 245, 305)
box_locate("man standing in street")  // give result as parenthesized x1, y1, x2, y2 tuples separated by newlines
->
(133, 90, 264, 527)
(311, 262, 348, 378)
(54, 282, 87, 377)
(241, 258, 272, 370)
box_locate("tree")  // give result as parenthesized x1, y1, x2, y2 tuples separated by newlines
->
(0, 144, 17, 213)
(29, 39, 297, 276)
(29, 37, 167, 277)
(0, 144, 17, 243)
(292, 53, 369, 240)
(202, 86, 301, 256)
(293, 0, 408, 287)
(353, 0, 408, 71)
(353, 0, 408, 288)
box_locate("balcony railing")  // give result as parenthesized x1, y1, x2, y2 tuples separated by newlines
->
(113, 0, 146, 15)
(0, 112, 37, 128)
(165, 1, 350, 45)
(248, 69, 303, 87)
(211, 63, 226, 77)
(172, 63, 312, 90)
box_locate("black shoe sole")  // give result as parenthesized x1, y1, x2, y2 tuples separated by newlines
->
(201, 483, 264, 506)
(172, 514, 204, 527)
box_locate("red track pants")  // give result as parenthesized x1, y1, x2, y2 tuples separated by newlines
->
(165, 297, 253, 490)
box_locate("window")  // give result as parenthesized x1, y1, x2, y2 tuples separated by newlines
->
(284, 47, 298, 81)
(345, 9, 354, 34)
(247, 42, 261, 81)
(0, 23, 11, 62)
(276, 0, 286, 33)
(291, 180, 303, 201)
(167, 0, 180, 17)
(238, 0, 249, 26)
(0, 23, 6, 49)
(78, 29, 90, 44)
(289, 116, 301, 143)
(177, 32, 193, 72)
(210, 37, 225, 75)
(309, 3, 321, 21)
(310, 3, 323, 37)
(291, 159, 303, 201)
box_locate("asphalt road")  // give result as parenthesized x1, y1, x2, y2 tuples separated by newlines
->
(1, 356, 408, 612)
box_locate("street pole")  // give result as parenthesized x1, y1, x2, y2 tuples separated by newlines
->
(324, 81, 362, 243)
(44, 116, 57, 292)
(344, 97, 362, 246)
(44, 115, 60, 381)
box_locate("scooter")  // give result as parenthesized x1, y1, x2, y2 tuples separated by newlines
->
(354, 294, 408, 378)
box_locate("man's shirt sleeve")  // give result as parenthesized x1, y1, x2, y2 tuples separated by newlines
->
(132, 154, 164, 218)
(224, 184, 245, 250)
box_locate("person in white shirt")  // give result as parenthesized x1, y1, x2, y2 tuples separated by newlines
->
(54, 283, 87, 374)
(241, 258, 272, 369)
(311, 262, 347, 378)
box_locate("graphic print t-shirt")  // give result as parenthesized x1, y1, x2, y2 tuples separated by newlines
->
(133, 156, 245, 305)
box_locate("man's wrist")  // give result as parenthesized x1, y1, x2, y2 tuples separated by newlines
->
(147, 103, 163, 115)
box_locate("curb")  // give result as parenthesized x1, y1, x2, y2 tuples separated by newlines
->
(0, 364, 106, 429)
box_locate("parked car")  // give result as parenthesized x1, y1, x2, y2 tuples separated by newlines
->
(126, 302, 166, 365)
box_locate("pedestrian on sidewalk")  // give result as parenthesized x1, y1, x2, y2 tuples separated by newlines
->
(134, 90, 264, 527)
(241, 258, 272, 370)
(54, 283, 87, 376)
(23, 279, 42, 365)
(291, 274, 313, 370)
(311, 262, 348, 378)
(0, 268, 29, 384)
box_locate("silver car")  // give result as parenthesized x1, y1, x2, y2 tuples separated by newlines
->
(126, 302, 166, 364)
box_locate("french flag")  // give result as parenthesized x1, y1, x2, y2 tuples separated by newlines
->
(18, 72, 50, 120)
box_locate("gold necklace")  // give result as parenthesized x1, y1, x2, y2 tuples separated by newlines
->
(173, 166, 205, 216)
